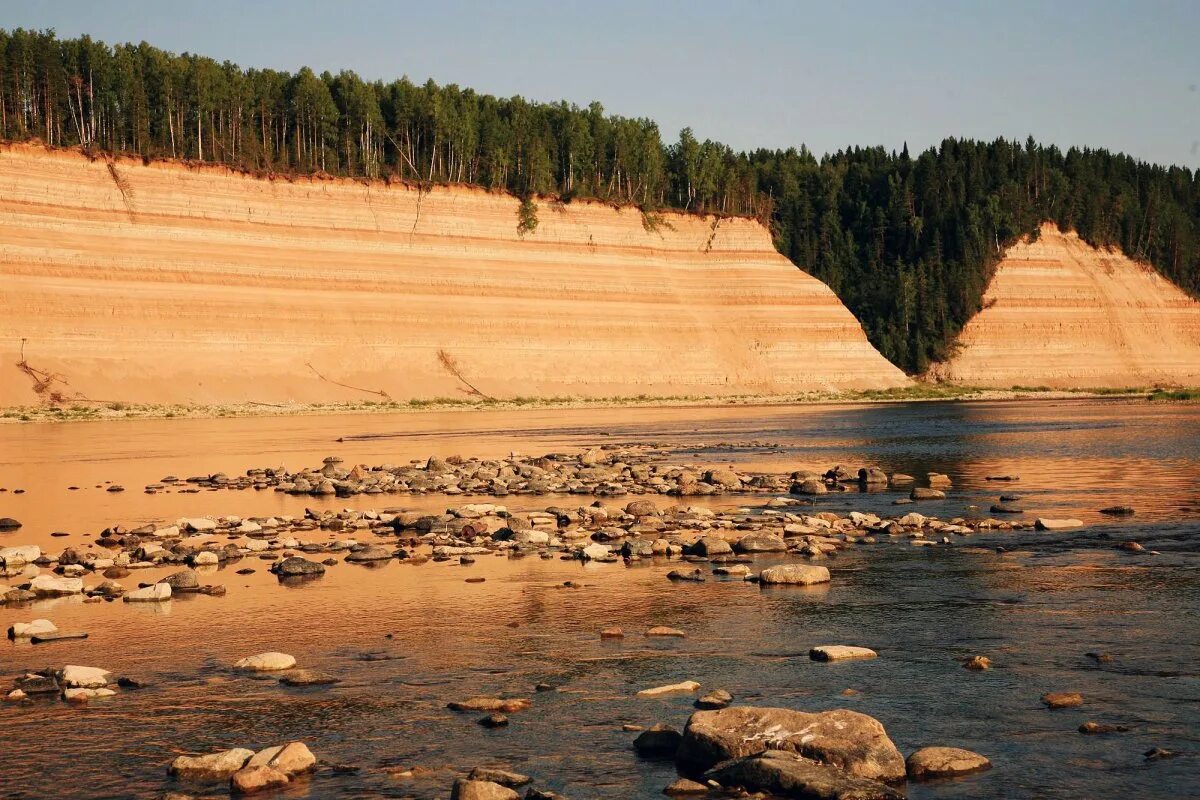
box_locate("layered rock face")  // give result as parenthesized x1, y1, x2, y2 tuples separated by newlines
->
(0, 144, 907, 406)
(932, 224, 1200, 388)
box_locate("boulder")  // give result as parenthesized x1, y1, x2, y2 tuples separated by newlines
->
(687, 537, 733, 557)
(450, 779, 520, 800)
(759, 565, 830, 586)
(180, 518, 218, 532)
(29, 575, 84, 596)
(695, 689, 733, 710)
(230, 765, 290, 795)
(677, 706, 906, 782)
(1042, 691, 1083, 708)
(60, 665, 112, 688)
(124, 583, 172, 602)
(581, 543, 612, 561)
(345, 545, 393, 562)
(810, 646, 877, 662)
(0, 545, 40, 565)
(704, 469, 743, 489)
(247, 742, 316, 776)
(633, 723, 683, 756)
(791, 479, 827, 495)
(8, 619, 57, 638)
(906, 746, 991, 780)
(170, 748, 255, 779)
(270, 557, 325, 577)
(235, 652, 297, 672)
(164, 569, 200, 590)
(448, 697, 532, 713)
(706, 750, 903, 800)
(858, 467, 889, 485)
(63, 686, 117, 702)
(735, 533, 787, 553)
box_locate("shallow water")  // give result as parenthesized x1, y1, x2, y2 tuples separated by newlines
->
(1, 399, 1198, 799)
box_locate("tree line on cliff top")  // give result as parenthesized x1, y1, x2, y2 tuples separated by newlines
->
(2, 28, 1198, 373)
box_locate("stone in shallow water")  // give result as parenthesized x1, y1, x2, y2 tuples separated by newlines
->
(963, 655, 991, 671)
(905, 746, 991, 780)
(8, 618, 57, 638)
(759, 564, 830, 586)
(447, 697, 531, 713)
(279, 670, 339, 687)
(637, 681, 701, 698)
(247, 741, 316, 776)
(632, 723, 683, 756)
(695, 689, 733, 710)
(678, 706, 906, 782)
(645, 626, 686, 637)
(230, 765, 289, 795)
(169, 747, 254, 779)
(810, 646, 878, 662)
(1035, 518, 1083, 531)
(467, 767, 530, 787)
(664, 778, 710, 795)
(1042, 691, 1083, 708)
(124, 582, 172, 602)
(60, 665, 111, 688)
(234, 652, 296, 671)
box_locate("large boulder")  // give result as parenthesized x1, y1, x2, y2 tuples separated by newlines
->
(60, 665, 112, 688)
(164, 569, 200, 590)
(759, 565, 830, 586)
(706, 750, 903, 799)
(633, 724, 683, 756)
(677, 706, 906, 783)
(0, 545, 40, 565)
(704, 469, 743, 490)
(8, 619, 57, 638)
(905, 746, 991, 780)
(230, 765, 289, 795)
(247, 742, 316, 776)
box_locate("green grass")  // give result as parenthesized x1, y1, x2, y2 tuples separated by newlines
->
(1148, 388, 1200, 402)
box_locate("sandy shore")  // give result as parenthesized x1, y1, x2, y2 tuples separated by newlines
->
(0, 385, 1184, 424)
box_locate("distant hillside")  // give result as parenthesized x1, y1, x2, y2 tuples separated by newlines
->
(1, 27, 1197, 373)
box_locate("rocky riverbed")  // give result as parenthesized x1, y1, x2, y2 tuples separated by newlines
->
(1, 402, 1197, 799)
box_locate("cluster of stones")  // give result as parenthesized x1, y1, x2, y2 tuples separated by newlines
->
(640, 704, 990, 798)
(142, 448, 971, 500)
(168, 741, 316, 796)
(4, 664, 138, 704)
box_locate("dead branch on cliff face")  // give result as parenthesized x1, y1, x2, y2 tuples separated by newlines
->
(437, 349, 495, 401)
(305, 362, 393, 401)
(105, 161, 136, 221)
(15, 338, 87, 406)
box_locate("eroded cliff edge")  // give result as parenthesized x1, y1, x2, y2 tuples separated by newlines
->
(930, 224, 1200, 388)
(0, 144, 908, 406)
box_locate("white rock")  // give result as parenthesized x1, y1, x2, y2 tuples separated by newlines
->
(180, 517, 218, 532)
(60, 665, 112, 688)
(8, 619, 58, 638)
(234, 652, 296, 671)
(582, 543, 611, 560)
(810, 645, 878, 661)
(0, 545, 41, 565)
(124, 583, 172, 602)
(236, 521, 263, 534)
(152, 524, 181, 538)
(30, 575, 84, 596)
(637, 680, 701, 698)
(192, 551, 219, 565)
(63, 686, 117, 702)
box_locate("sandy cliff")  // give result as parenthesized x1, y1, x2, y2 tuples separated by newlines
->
(0, 144, 907, 406)
(931, 224, 1200, 388)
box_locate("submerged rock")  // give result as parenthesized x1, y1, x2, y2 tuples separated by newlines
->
(1042, 691, 1083, 709)
(270, 557, 325, 577)
(637, 681, 701, 698)
(677, 706, 906, 783)
(448, 697, 532, 713)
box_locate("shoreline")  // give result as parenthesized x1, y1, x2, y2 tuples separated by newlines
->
(1, 385, 1193, 425)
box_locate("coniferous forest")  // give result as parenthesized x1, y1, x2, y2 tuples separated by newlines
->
(2, 28, 1198, 373)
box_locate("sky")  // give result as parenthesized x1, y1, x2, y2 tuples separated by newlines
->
(5, 0, 1199, 168)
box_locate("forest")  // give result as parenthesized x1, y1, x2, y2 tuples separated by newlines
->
(2, 27, 1197, 372)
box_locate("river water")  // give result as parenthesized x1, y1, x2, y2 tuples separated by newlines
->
(1, 399, 1197, 799)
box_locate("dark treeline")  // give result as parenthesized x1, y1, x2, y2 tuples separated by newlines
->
(2, 28, 1197, 372)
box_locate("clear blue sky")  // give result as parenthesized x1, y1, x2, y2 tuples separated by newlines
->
(6, 0, 1199, 168)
